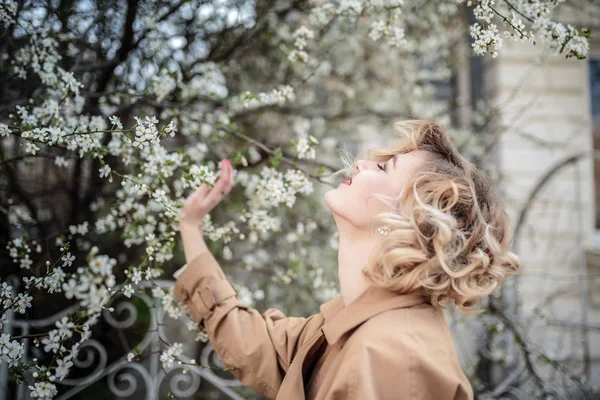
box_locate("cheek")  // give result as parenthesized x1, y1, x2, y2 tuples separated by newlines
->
(355, 174, 388, 196)
(352, 176, 394, 209)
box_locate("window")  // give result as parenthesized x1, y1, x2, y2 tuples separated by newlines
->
(589, 58, 600, 244)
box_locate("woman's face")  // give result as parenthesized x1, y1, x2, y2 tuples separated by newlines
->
(325, 149, 431, 229)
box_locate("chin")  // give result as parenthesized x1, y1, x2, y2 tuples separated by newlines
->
(323, 188, 347, 218)
(323, 188, 334, 208)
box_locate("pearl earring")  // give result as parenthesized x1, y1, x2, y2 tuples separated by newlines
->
(378, 225, 390, 236)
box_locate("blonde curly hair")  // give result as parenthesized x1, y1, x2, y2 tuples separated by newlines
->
(328, 119, 521, 314)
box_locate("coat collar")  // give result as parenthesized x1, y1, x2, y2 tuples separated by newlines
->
(275, 285, 429, 399)
(319, 285, 429, 345)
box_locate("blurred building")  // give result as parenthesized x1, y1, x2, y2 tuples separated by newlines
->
(348, 5, 600, 395)
(455, 6, 600, 394)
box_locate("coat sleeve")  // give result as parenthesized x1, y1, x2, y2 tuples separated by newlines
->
(330, 337, 472, 400)
(173, 250, 317, 399)
(172, 263, 188, 279)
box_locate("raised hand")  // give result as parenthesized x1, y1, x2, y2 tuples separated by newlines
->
(179, 159, 235, 231)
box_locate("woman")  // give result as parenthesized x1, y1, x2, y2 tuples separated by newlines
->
(173, 119, 521, 399)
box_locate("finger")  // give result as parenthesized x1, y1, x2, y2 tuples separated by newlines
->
(218, 160, 232, 191)
(227, 161, 235, 190)
(203, 161, 231, 207)
(220, 160, 232, 193)
(189, 183, 211, 203)
(198, 183, 212, 197)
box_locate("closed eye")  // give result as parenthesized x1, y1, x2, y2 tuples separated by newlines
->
(377, 163, 385, 172)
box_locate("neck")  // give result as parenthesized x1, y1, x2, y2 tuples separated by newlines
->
(336, 225, 378, 306)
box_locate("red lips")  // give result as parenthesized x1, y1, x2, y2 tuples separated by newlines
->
(342, 177, 352, 185)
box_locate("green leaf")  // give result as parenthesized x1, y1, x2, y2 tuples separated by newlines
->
(269, 147, 283, 168)
(230, 149, 243, 166)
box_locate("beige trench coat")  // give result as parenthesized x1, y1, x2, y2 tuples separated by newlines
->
(173, 250, 473, 399)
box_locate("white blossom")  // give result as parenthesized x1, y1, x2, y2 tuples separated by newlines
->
(55, 317, 75, 339)
(229, 85, 295, 113)
(41, 330, 65, 354)
(54, 156, 69, 167)
(295, 135, 319, 160)
(28, 381, 58, 399)
(54, 357, 73, 380)
(0, 1, 17, 27)
(61, 252, 75, 267)
(150, 69, 178, 102)
(160, 342, 184, 369)
(99, 164, 111, 178)
(122, 284, 134, 298)
(0, 123, 10, 137)
(109, 115, 123, 130)
(0, 333, 24, 367)
(164, 120, 177, 137)
(132, 115, 160, 149)
(24, 141, 40, 155)
(68, 221, 89, 236)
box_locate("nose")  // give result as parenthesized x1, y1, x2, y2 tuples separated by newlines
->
(354, 160, 365, 172)
(355, 159, 367, 172)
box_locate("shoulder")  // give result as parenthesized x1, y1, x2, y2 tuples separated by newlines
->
(341, 304, 472, 398)
(352, 303, 455, 358)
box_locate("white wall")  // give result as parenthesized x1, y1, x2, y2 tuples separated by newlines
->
(491, 34, 600, 390)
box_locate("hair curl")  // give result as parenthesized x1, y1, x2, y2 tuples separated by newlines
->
(327, 120, 522, 314)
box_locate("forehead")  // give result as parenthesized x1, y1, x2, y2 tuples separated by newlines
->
(395, 149, 430, 162)
(389, 150, 432, 176)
